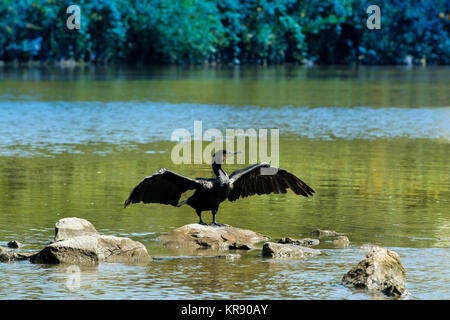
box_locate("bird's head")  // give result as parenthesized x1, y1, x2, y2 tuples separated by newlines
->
(211, 149, 239, 165)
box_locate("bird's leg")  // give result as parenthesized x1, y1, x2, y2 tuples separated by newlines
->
(197, 210, 207, 225)
(211, 209, 225, 227)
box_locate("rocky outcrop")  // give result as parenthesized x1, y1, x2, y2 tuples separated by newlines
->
(262, 242, 321, 259)
(30, 218, 152, 265)
(156, 223, 270, 250)
(341, 246, 407, 297)
(278, 237, 320, 246)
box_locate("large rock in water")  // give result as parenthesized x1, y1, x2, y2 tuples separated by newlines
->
(341, 246, 407, 297)
(262, 242, 321, 259)
(54, 217, 99, 241)
(156, 224, 270, 250)
(30, 218, 152, 265)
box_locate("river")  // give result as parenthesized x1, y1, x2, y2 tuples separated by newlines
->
(0, 65, 448, 299)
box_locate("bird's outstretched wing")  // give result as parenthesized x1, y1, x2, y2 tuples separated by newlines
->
(124, 168, 206, 208)
(228, 163, 315, 202)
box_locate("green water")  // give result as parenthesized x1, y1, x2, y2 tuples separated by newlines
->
(0, 66, 449, 299)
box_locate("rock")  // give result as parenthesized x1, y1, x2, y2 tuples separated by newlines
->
(278, 237, 320, 246)
(0, 246, 10, 261)
(217, 253, 241, 261)
(0, 246, 35, 262)
(262, 242, 321, 259)
(156, 224, 270, 250)
(7, 240, 23, 248)
(31, 234, 152, 265)
(360, 243, 378, 253)
(341, 246, 407, 297)
(333, 236, 350, 248)
(153, 253, 242, 261)
(54, 217, 99, 242)
(31, 236, 99, 265)
(311, 229, 343, 237)
(30, 218, 152, 265)
(97, 235, 152, 264)
(228, 242, 253, 250)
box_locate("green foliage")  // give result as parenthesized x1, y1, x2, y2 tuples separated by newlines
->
(359, 0, 450, 65)
(0, 0, 448, 64)
(219, 0, 307, 63)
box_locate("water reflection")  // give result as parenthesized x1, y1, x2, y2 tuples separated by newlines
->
(1, 65, 449, 107)
(2, 247, 447, 299)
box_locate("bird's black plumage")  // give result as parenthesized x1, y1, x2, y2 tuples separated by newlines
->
(124, 150, 315, 225)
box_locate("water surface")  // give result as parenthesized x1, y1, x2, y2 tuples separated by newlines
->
(0, 66, 449, 300)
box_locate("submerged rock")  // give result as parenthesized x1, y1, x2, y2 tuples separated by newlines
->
(311, 229, 343, 237)
(333, 236, 350, 248)
(262, 242, 321, 259)
(341, 246, 407, 297)
(217, 253, 241, 261)
(30, 218, 152, 265)
(278, 237, 320, 246)
(152, 253, 242, 261)
(156, 223, 270, 250)
(7, 240, 23, 249)
(0, 246, 34, 262)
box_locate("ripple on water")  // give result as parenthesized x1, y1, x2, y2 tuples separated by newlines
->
(0, 101, 448, 156)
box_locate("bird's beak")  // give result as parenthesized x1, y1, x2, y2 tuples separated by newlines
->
(226, 151, 240, 157)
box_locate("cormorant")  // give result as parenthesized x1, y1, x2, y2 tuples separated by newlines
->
(124, 150, 315, 226)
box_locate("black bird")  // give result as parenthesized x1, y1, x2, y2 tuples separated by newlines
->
(124, 150, 315, 226)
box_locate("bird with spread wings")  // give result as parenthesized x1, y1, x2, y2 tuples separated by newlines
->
(124, 150, 314, 226)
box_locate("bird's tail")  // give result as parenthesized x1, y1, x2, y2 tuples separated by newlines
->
(176, 199, 188, 207)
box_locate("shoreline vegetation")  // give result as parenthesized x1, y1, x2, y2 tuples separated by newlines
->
(1, 0, 448, 66)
